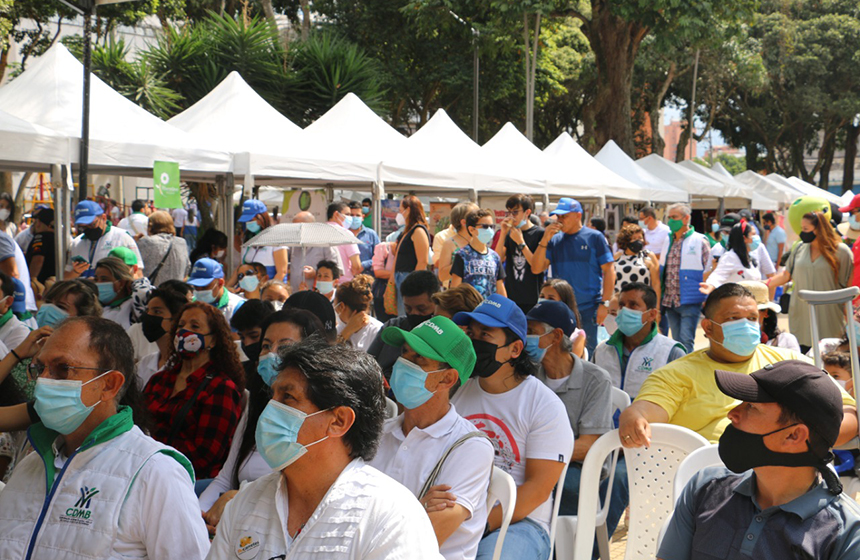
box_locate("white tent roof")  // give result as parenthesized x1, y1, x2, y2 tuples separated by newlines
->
(677, 160, 779, 210)
(711, 161, 734, 178)
(733, 171, 803, 204)
(0, 108, 70, 171)
(839, 189, 856, 207)
(543, 133, 685, 202)
(636, 154, 728, 198)
(594, 141, 681, 201)
(0, 44, 231, 178)
(168, 71, 302, 163)
(477, 123, 548, 195)
(778, 175, 841, 204)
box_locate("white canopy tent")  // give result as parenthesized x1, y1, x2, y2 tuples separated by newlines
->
(734, 171, 805, 205)
(477, 123, 555, 200)
(636, 153, 732, 200)
(677, 160, 779, 211)
(711, 161, 734, 178)
(839, 189, 856, 207)
(594, 141, 684, 203)
(777, 175, 841, 205)
(0, 109, 71, 173)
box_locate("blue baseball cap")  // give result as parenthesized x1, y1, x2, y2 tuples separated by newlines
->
(238, 199, 267, 223)
(10, 277, 25, 313)
(187, 258, 224, 287)
(74, 200, 104, 225)
(526, 300, 576, 337)
(550, 197, 583, 216)
(453, 294, 527, 344)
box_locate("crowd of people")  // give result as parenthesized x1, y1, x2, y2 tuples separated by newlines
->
(0, 191, 859, 560)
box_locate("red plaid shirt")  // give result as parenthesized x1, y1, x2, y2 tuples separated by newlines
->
(144, 360, 242, 479)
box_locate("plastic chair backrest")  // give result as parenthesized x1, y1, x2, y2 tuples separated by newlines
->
(672, 444, 722, 502)
(384, 397, 398, 420)
(547, 460, 569, 560)
(572, 424, 708, 560)
(486, 466, 517, 560)
(612, 387, 631, 415)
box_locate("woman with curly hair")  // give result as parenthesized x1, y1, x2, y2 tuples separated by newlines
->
(614, 223, 660, 300)
(334, 274, 382, 351)
(143, 301, 245, 480)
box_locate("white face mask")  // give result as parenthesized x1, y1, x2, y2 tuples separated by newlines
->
(395, 212, 406, 227)
(213, 249, 226, 259)
(0, 209, 10, 221)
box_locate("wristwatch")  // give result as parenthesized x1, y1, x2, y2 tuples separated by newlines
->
(602, 300, 612, 308)
(517, 243, 526, 251)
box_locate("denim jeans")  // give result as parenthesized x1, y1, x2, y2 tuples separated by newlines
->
(194, 478, 213, 497)
(579, 305, 599, 359)
(662, 304, 701, 353)
(394, 271, 411, 316)
(558, 458, 630, 559)
(476, 518, 551, 560)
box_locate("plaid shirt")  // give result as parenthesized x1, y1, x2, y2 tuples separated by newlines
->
(662, 231, 710, 308)
(144, 360, 242, 479)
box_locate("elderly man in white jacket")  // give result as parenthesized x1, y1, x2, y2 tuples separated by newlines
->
(208, 337, 443, 560)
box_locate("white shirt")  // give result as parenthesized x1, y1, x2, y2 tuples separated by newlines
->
(129, 322, 159, 362)
(102, 298, 134, 330)
(752, 243, 776, 277)
(767, 331, 801, 354)
(0, 314, 29, 351)
(370, 405, 494, 560)
(137, 350, 167, 388)
(705, 249, 762, 287)
(451, 376, 574, 534)
(118, 213, 149, 237)
(217, 290, 246, 324)
(327, 221, 360, 282)
(337, 315, 383, 353)
(172, 208, 188, 228)
(66, 225, 143, 277)
(645, 221, 671, 256)
(14, 227, 33, 253)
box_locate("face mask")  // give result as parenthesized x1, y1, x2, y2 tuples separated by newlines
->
(525, 333, 551, 362)
(477, 228, 494, 245)
(141, 312, 168, 343)
(617, 307, 647, 337)
(246, 221, 262, 234)
(0, 209, 10, 221)
(718, 423, 827, 473)
(255, 399, 329, 471)
(316, 281, 334, 295)
(711, 223, 720, 233)
(836, 378, 849, 390)
(395, 212, 406, 227)
(799, 231, 816, 244)
(270, 300, 285, 311)
(391, 357, 445, 409)
(96, 282, 117, 304)
(638, 220, 647, 229)
(362, 206, 370, 215)
(517, 219, 528, 229)
(174, 328, 208, 359)
(668, 218, 684, 234)
(351, 216, 363, 229)
(749, 235, 761, 251)
(242, 341, 262, 364)
(628, 240, 644, 253)
(213, 249, 226, 259)
(851, 215, 860, 229)
(239, 274, 260, 292)
(406, 313, 433, 329)
(763, 224, 772, 231)
(195, 287, 218, 305)
(34, 372, 110, 435)
(711, 318, 760, 357)
(471, 338, 506, 378)
(257, 352, 280, 387)
(36, 303, 69, 328)
(83, 226, 103, 242)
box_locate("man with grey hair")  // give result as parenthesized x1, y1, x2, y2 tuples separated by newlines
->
(658, 202, 710, 353)
(288, 211, 343, 293)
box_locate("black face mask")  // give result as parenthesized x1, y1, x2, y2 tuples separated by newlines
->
(799, 231, 816, 244)
(406, 313, 433, 330)
(242, 341, 262, 363)
(470, 338, 507, 378)
(140, 313, 167, 343)
(718, 423, 830, 473)
(628, 240, 645, 253)
(83, 225, 104, 242)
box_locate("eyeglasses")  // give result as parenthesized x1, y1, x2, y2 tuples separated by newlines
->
(475, 224, 494, 230)
(504, 210, 522, 217)
(237, 271, 256, 281)
(28, 362, 106, 381)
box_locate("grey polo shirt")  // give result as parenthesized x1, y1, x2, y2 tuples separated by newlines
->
(659, 467, 860, 560)
(535, 353, 614, 462)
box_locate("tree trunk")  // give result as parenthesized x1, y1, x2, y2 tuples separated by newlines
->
(843, 123, 859, 194)
(676, 122, 691, 162)
(0, 173, 11, 198)
(259, 0, 276, 23)
(648, 62, 676, 156)
(818, 132, 837, 191)
(0, 48, 8, 85)
(300, 0, 311, 41)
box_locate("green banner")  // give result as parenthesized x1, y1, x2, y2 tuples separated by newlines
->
(153, 161, 181, 208)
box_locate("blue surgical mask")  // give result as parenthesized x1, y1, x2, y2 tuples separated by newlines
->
(853, 320, 860, 347)
(851, 215, 860, 230)
(477, 228, 494, 245)
(255, 399, 329, 471)
(96, 282, 117, 304)
(36, 303, 69, 328)
(616, 307, 646, 337)
(350, 216, 362, 229)
(749, 236, 761, 251)
(34, 371, 110, 435)
(390, 357, 443, 409)
(316, 281, 334, 295)
(246, 221, 262, 234)
(525, 333, 551, 362)
(257, 352, 280, 387)
(712, 319, 761, 357)
(195, 287, 218, 305)
(517, 219, 528, 229)
(711, 223, 720, 233)
(638, 220, 647, 229)
(362, 206, 370, 215)
(239, 274, 260, 292)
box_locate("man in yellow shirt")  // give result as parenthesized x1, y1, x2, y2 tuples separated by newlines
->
(619, 283, 857, 446)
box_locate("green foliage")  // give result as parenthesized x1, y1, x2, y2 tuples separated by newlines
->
(715, 153, 747, 175)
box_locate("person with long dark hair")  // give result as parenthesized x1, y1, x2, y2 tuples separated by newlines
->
(189, 228, 228, 265)
(393, 195, 431, 315)
(701, 221, 762, 291)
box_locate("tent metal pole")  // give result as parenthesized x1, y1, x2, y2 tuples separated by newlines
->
(51, 164, 66, 276)
(224, 173, 235, 274)
(374, 163, 385, 235)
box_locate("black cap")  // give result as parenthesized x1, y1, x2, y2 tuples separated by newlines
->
(286, 291, 336, 334)
(526, 300, 577, 337)
(714, 360, 843, 448)
(720, 212, 741, 233)
(37, 208, 54, 225)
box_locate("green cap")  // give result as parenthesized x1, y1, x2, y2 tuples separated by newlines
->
(108, 246, 137, 266)
(381, 315, 476, 385)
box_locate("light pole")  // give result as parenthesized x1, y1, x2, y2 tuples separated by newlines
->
(448, 10, 480, 142)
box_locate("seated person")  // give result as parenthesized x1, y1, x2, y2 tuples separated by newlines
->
(0, 271, 32, 352)
(371, 316, 494, 560)
(108, 245, 153, 323)
(260, 279, 290, 310)
(230, 298, 277, 365)
(737, 280, 800, 353)
(93, 256, 136, 329)
(186, 258, 245, 323)
(431, 283, 483, 320)
(285, 290, 338, 342)
(823, 351, 854, 397)
(619, 283, 857, 446)
(207, 337, 444, 560)
(314, 259, 340, 302)
(335, 274, 383, 352)
(540, 278, 586, 358)
(594, 282, 686, 399)
(137, 287, 191, 386)
(368, 270, 440, 380)
(0, 317, 209, 559)
(658, 361, 860, 560)
(451, 294, 574, 560)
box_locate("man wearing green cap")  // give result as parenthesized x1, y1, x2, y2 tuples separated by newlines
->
(370, 316, 494, 560)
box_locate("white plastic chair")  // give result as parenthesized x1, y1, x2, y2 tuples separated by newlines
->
(568, 424, 709, 560)
(555, 387, 631, 560)
(384, 397, 399, 419)
(486, 466, 517, 560)
(547, 460, 570, 560)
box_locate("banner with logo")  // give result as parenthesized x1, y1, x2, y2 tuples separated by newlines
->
(153, 161, 181, 208)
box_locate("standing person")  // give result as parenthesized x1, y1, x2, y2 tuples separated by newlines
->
(118, 199, 150, 237)
(839, 195, 860, 300)
(658, 203, 711, 353)
(183, 208, 199, 254)
(171, 205, 188, 236)
(704, 216, 722, 248)
(437, 203, 479, 286)
(348, 201, 380, 276)
(326, 201, 362, 282)
(703, 222, 763, 289)
(137, 210, 190, 284)
(450, 209, 506, 298)
(361, 197, 373, 228)
(288, 211, 342, 294)
(236, 199, 288, 283)
(189, 229, 228, 265)
(761, 212, 786, 266)
(65, 200, 142, 280)
(0, 192, 17, 237)
(334, 275, 382, 352)
(371, 238, 397, 323)
(186, 258, 246, 324)
(25, 207, 55, 285)
(613, 223, 660, 299)
(394, 195, 431, 315)
(531, 198, 615, 357)
(638, 206, 670, 260)
(767, 211, 853, 353)
(496, 194, 545, 313)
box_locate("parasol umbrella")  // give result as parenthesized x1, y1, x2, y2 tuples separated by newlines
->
(242, 222, 364, 249)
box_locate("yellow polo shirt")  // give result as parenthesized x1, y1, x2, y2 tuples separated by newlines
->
(635, 345, 855, 443)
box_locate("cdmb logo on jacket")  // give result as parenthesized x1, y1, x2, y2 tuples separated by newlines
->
(60, 486, 99, 525)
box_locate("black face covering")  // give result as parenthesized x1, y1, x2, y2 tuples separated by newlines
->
(470, 339, 507, 378)
(242, 341, 262, 363)
(83, 225, 104, 242)
(406, 313, 433, 330)
(799, 231, 816, 244)
(140, 313, 167, 343)
(628, 240, 645, 253)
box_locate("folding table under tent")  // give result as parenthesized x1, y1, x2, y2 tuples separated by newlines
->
(734, 171, 806, 206)
(677, 160, 780, 211)
(594, 141, 685, 206)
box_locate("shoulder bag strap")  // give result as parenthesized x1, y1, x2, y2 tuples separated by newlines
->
(147, 236, 175, 281)
(167, 372, 214, 445)
(418, 431, 491, 499)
